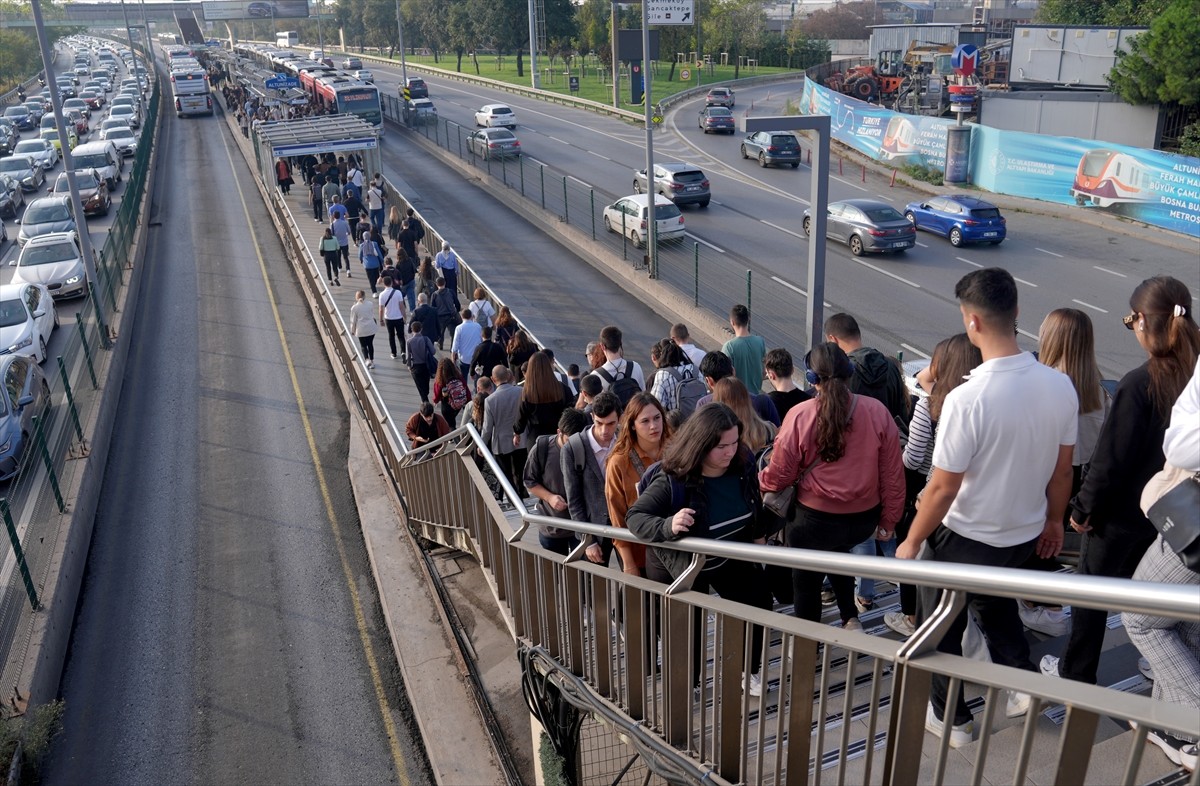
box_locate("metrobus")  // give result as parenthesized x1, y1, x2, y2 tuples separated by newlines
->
(276, 31, 299, 48)
(1070, 149, 1156, 209)
(171, 69, 213, 117)
(311, 75, 383, 131)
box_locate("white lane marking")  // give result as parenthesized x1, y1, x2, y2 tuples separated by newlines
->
(587, 150, 611, 160)
(1036, 247, 1064, 258)
(900, 343, 931, 359)
(915, 241, 929, 248)
(1094, 265, 1127, 278)
(1072, 299, 1108, 314)
(686, 232, 725, 253)
(769, 275, 831, 307)
(761, 220, 807, 239)
(957, 256, 983, 268)
(526, 157, 547, 166)
(852, 258, 921, 288)
(567, 175, 592, 187)
(711, 200, 724, 206)
(833, 176, 868, 192)
(1016, 327, 1039, 340)
(877, 194, 892, 201)
(1013, 277, 1038, 288)
(548, 135, 571, 145)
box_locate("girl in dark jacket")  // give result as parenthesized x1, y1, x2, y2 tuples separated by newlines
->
(626, 403, 775, 696)
(1043, 276, 1200, 684)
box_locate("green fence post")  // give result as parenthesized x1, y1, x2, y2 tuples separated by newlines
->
(76, 313, 98, 389)
(501, 153, 507, 187)
(91, 281, 112, 347)
(101, 255, 119, 314)
(540, 165, 545, 210)
(32, 415, 65, 513)
(622, 211, 627, 261)
(56, 356, 84, 443)
(0, 499, 39, 610)
(457, 125, 463, 159)
(562, 176, 568, 222)
(519, 155, 525, 197)
(486, 151, 491, 177)
(590, 189, 596, 240)
(694, 242, 700, 306)
(746, 269, 752, 316)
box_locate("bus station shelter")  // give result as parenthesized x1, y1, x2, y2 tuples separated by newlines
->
(251, 115, 382, 191)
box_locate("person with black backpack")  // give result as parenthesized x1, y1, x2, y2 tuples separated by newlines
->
(650, 340, 708, 422)
(588, 325, 645, 407)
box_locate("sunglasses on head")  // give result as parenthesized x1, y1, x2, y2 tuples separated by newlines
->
(1122, 311, 1139, 330)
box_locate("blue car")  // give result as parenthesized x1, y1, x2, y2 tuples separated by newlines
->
(903, 195, 1007, 247)
(0, 354, 51, 481)
(2, 106, 35, 132)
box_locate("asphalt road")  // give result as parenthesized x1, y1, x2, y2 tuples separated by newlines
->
(42, 81, 428, 785)
(353, 58, 1198, 378)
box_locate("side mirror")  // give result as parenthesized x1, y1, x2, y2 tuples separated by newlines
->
(17, 394, 33, 408)
(33, 308, 45, 318)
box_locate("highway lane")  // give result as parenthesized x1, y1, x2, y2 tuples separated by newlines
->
(355, 58, 1196, 376)
(42, 79, 428, 784)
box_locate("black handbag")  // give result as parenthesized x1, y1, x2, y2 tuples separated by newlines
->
(1147, 472, 1200, 571)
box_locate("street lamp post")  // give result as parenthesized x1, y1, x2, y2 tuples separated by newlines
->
(641, 0, 656, 277)
(394, 0, 408, 92)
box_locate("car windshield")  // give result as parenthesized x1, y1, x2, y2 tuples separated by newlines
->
(673, 170, 705, 183)
(13, 141, 43, 154)
(22, 241, 75, 264)
(488, 130, 515, 141)
(58, 173, 99, 190)
(707, 108, 732, 117)
(106, 130, 134, 141)
(24, 203, 71, 223)
(73, 153, 107, 169)
(491, 106, 512, 115)
(0, 299, 26, 329)
(970, 207, 1002, 219)
(112, 107, 132, 115)
(864, 207, 905, 222)
(42, 131, 59, 140)
(711, 89, 729, 96)
(771, 135, 798, 146)
(0, 159, 28, 173)
(654, 204, 682, 220)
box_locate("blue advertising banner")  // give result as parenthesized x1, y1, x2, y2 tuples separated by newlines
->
(971, 125, 1200, 238)
(800, 80, 955, 170)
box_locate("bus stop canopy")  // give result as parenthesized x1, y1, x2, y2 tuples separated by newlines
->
(251, 115, 381, 188)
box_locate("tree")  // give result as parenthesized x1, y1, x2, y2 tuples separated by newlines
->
(801, 1, 872, 41)
(1108, 0, 1200, 107)
(1036, 0, 1172, 25)
(446, 0, 479, 73)
(574, 0, 609, 60)
(705, 0, 766, 78)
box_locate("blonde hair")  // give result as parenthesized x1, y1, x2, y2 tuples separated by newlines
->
(1038, 309, 1103, 414)
(711, 378, 772, 452)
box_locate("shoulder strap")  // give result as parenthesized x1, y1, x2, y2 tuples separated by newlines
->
(595, 367, 615, 385)
(568, 433, 587, 474)
(629, 450, 646, 477)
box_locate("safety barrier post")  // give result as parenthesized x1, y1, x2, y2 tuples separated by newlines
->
(90, 282, 112, 349)
(0, 500, 39, 610)
(32, 415, 64, 513)
(590, 189, 596, 240)
(501, 153, 507, 187)
(101, 254, 119, 315)
(622, 211, 627, 261)
(76, 313, 98, 389)
(694, 242, 700, 306)
(56, 356, 84, 443)
(540, 165, 545, 210)
(457, 126, 463, 159)
(746, 269, 752, 315)
(519, 155, 525, 197)
(562, 176, 568, 222)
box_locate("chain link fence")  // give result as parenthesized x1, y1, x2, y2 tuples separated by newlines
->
(0, 77, 161, 693)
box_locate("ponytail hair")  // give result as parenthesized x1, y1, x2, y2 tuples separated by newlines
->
(806, 342, 855, 463)
(1129, 276, 1200, 418)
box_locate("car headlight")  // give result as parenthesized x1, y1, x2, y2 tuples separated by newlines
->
(7, 336, 31, 353)
(21, 176, 34, 185)
(0, 438, 10, 454)
(65, 275, 82, 285)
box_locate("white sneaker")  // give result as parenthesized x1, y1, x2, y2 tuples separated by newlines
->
(925, 703, 974, 748)
(821, 588, 837, 605)
(1018, 600, 1071, 637)
(884, 611, 916, 638)
(745, 671, 762, 697)
(1146, 729, 1199, 771)
(1039, 654, 1060, 677)
(1006, 691, 1031, 718)
(1138, 657, 1155, 681)
(842, 617, 864, 632)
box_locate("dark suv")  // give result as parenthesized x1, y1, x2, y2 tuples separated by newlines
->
(633, 162, 711, 208)
(404, 77, 428, 98)
(741, 131, 801, 168)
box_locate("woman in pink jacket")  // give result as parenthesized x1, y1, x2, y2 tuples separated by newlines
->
(759, 342, 905, 629)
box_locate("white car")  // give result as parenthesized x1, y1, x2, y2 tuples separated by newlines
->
(601, 194, 686, 248)
(108, 103, 140, 129)
(12, 231, 88, 300)
(11, 139, 59, 171)
(0, 283, 57, 363)
(101, 126, 138, 157)
(352, 69, 374, 83)
(474, 104, 516, 129)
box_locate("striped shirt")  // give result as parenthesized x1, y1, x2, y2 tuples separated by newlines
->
(902, 397, 936, 477)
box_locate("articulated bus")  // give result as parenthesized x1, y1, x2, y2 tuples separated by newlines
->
(311, 75, 383, 131)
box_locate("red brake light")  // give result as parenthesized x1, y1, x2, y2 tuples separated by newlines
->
(678, 217, 684, 225)
(640, 220, 647, 229)
(868, 228, 886, 236)
(767, 146, 777, 152)
(669, 182, 683, 190)
(701, 180, 709, 188)
(513, 140, 520, 146)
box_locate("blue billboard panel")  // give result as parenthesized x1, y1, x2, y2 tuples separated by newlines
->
(971, 125, 1200, 238)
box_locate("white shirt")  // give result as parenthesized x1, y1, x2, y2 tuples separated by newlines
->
(347, 167, 364, 187)
(1164, 360, 1200, 471)
(587, 427, 612, 477)
(379, 286, 406, 320)
(589, 357, 645, 391)
(677, 342, 707, 369)
(365, 186, 384, 211)
(933, 352, 1077, 547)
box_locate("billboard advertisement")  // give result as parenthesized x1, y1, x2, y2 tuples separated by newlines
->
(202, 1, 310, 20)
(971, 125, 1200, 238)
(800, 80, 955, 171)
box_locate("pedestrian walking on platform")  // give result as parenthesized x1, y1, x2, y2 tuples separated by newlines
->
(319, 228, 341, 286)
(350, 290, 378, 370)
(275, 158, 293, 195)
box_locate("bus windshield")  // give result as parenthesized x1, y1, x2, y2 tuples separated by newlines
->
(337, 88, 382, 127)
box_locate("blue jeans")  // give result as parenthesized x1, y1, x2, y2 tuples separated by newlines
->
(370, 208, 384, 231)
(401, 279, 416, 310)
(539, 532, 578, 556)
(851, 535, 897, 601)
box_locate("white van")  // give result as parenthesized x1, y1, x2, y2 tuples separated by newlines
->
(70, 140, 122, 190)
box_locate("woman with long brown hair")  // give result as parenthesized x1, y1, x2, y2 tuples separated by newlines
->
(513, 352, 572, 446)
(493, 305, 518, 348)
(432, 357, 470, 426)
(605, 392, 673, 576)
(506, 330, 538, 382)
(1043, 276, 1200, 684)
(760, 342, 905, 629)
(711, 377, 775, 452)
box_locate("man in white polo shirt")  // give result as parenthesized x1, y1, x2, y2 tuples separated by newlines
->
(897, 267, 1077, 747)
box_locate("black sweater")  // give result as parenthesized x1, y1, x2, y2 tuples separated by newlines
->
(1070, 363, 1164, 536)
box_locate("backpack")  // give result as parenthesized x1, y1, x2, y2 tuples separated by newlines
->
(636, 461, 685, 510)
(596, 362, 641, 407)
(445, 377, 470, 411)
(667, 366, 707, 419)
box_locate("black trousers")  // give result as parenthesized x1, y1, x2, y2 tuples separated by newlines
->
(385, 318, 405, 357)
(918, 526, 1038, 725)
(787, 505, 879, 623)
(495, 449, 527, 493)
(1059, 524, 1156, 683)
(312, 198, 322, 220)
(409, 363, 431, 403)
(357, 334, 375, 361)
(322, 251, 339, 281)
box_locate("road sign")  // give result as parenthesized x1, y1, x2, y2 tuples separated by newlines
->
(951, 44, 979, 77)
(680, 68, 690, 81)
(647, 0, 694, 25)
(265, 74, 299, 89)
(568, 75, 580, 93)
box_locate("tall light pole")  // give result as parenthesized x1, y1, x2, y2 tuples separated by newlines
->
(315, 0, 325, 56)
(138, 0, 156, 69)
(527, 0, 540, 89)
(119, 0, 137, 64)
(641, 0, 656, 277)
(610, 0, 619, 109)
(394, 0, 408, 91)
(28, 0, 102, 336)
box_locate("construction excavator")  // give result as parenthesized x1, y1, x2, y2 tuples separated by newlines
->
(825, 41, 957, 107)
